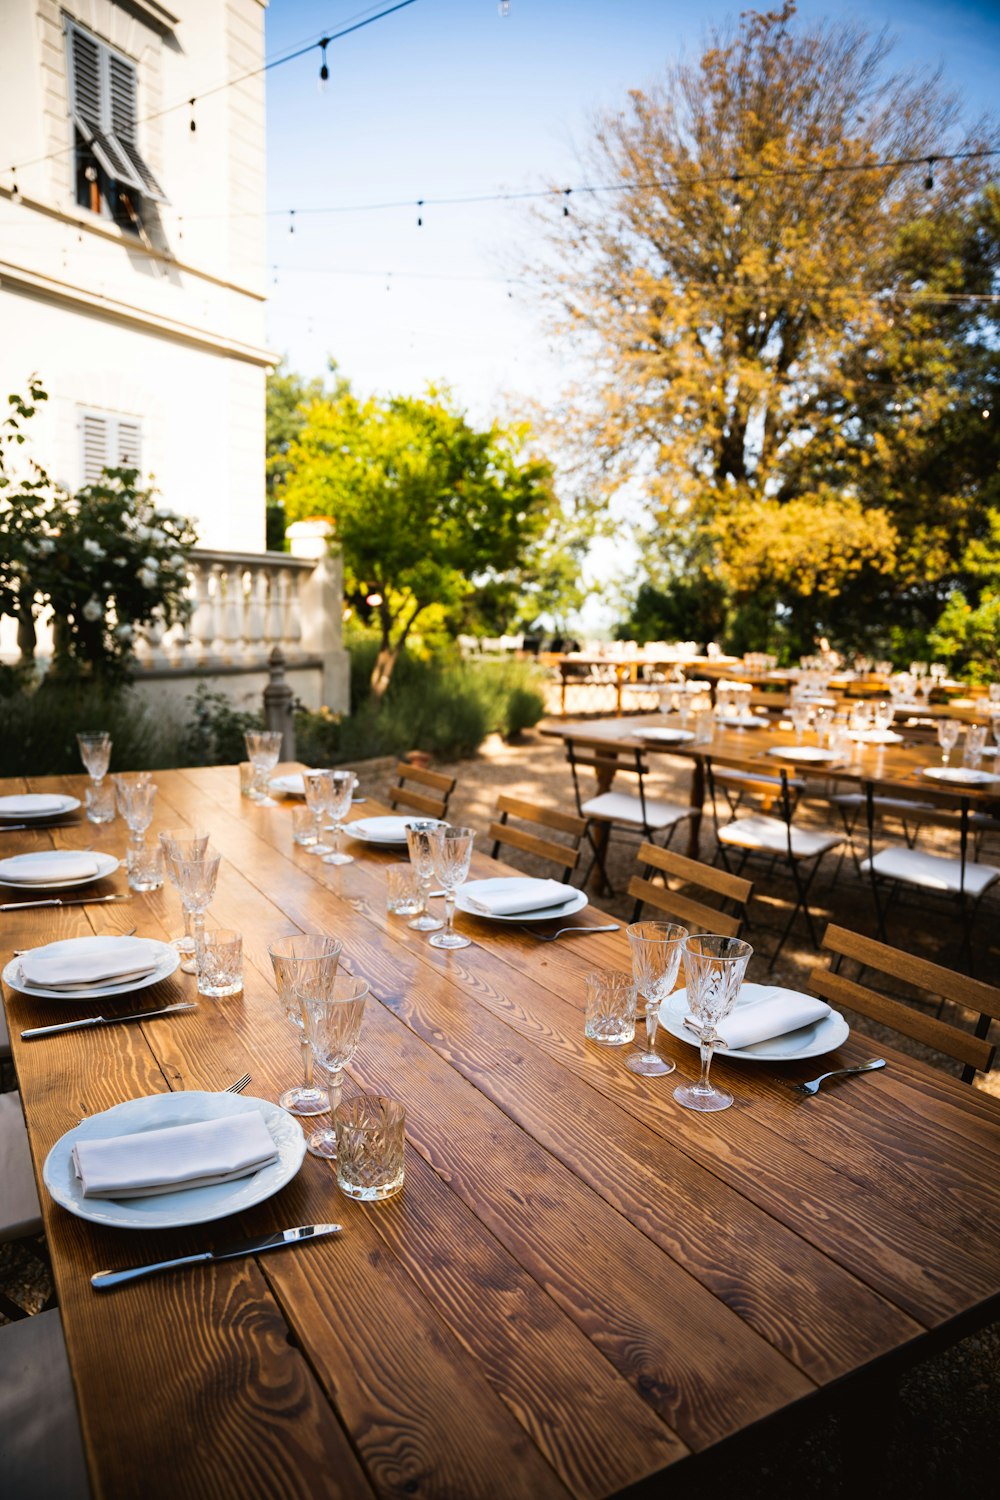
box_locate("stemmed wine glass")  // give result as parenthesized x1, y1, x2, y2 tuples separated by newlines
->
(267, 934, 342, 1115)
(321, 770, 357, 866)
(166, 846, 220, 970)
(428, 826, 475, 950)
(159, 829, 210, 970)
(244, 730, 283, 806)
(114, 775, 157, 856)
(937, 719, 960, 767)
(405, 820, 444, 932)
(302, 770, 334, 856)
(674, 935, 753, 1113)
(300, 974, 369, 1157)
(77, 732, 115, 822)
(789, 700, 811, 745)
(625, 921, 689, 1077)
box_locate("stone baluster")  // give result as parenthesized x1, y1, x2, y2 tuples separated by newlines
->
(265, 567, 284, 650)
(220, 562, 245, 665)
(283, 569, 303, 657)
(246, 563, 268, 664)
(187, 561, 214, 666)
(143, 609, 169, 669)
(208, 564, 226, 660)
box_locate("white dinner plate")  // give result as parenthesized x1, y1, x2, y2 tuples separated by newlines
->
(717, 715, 770, 730)
(345, 816, 442, 845)
(269, 773, 306, 797)
(659, 983, 850, 1061)
(0, 850, 120, 890)
(635, 728, 696, 745)
(2, 937, 180, 1001)
(42, 1091, 306, 1229)
(766, 746, 837, 763)
(0, 794, 81, 821)
(847, 730, 903, 745)
(920, 766, 1000, 786)
(455, 878, 589, 923)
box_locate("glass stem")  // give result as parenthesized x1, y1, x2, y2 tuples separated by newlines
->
(328, 1068, 344, 1117)
(696, 1033, 716, 1093)
(444, 888, 456, 936)
(331, 823, 341, 859)
(645, 1002, 657, 1056)
(419, 873, 432, 915)
(191, 911, 206, 952)
(301, 1037, 314, 1091)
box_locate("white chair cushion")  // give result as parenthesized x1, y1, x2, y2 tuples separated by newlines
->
(718, 814, 843, 859)
(830, 793, 934, 814)
(861, 847, 1000, 897)
(581, 791, 692, 830)
(0, 1309, 90, 1499)
(0, 1091, 43, 1240)
(714, 769, 806, 792)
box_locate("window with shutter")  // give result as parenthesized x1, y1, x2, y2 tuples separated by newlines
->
(79, 411, 143, 485)
(65, 18, 168, 220)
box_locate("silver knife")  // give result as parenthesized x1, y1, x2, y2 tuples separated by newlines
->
(1, 893, 131, 912)
(0, 821, 82, 833)
(92, 1223, 343, 1291)
(21, 1002, 197, 1040)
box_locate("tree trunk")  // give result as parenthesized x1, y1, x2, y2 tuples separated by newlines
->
(370, 646, 398, 701)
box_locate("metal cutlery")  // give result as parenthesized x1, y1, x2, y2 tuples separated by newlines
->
(1, 893, 131, 912)
(0, 821, 82, 833)
(794, 1058, 886, 1096)
(224, 1073, 252, 1094)
(14, 925, 138, 954)
(21, 1002, 197, 1040)
(518, 923, 621, 942)
(92, 1222, 343, 1291)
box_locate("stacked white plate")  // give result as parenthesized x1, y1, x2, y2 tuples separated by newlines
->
(766, 746, 837, 764)
(345, 816, 442, 845)
(0, 793, 80, 821)
(920, 766, 1000, 786)
(635, 728, 695, 745)
(659, 983, 849, 1061)
(3, 935, 179, 1000)
(0, 849, 119, 890)
(456, 877, 588, 923)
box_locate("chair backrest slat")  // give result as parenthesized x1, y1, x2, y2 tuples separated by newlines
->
(635, 842, 752, 905)
(629, 842, 752, 937)
(822, 924, 1000, 1021)
(388, 761, 456, 822)
(810, 970, 994, 1074)
(490, 794, 587, 878)
(627, 874, 742, 937)
(488, 821, 581, 875)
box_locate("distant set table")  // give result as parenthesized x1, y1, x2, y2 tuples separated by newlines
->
(3, 766, 1000, 1498)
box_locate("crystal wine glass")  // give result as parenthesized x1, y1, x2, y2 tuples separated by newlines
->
(302, 770, 334, 856)
(405, 820, 444, 932)
(674, 935, 753, 1113)
(321, 770, 357, 866)
(167, 847, 220, 970)
(300, 974, 369, 1157)
(625, 921, 689, 1077)
(77, 731, 112, 783)
(937, 719, 960, 767)
(989, 683, 1000, 708)
(428, 826, 475, 950)
(113, 775, 157, 856)
(244, 730, 283, 806)
(789, 701, 811, 745)
(872, 699, 894, 736)
(158, 829, 210, 970)
(267, 934, 342, 1115)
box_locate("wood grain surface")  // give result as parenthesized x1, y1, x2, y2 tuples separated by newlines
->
(3, 765, 1000, 1499)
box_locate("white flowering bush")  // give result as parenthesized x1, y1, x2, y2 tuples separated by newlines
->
(2, 380, 196, 683)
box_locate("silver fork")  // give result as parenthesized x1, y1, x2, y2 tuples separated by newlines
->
(794, 1058, 886, 1096)
(519, 923, 620, 942)
(224, 1074, 252, 1094)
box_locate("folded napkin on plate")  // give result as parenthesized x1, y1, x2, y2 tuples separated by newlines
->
(356, 817, 412, 840)
(20, 937, 161, 991)
(0, 794, 68, 815)
(0, 852, 100, 884)
(467, 878, 574, 916)
(689, 988, 831, 1049)
(72, 1112, 278, 1199)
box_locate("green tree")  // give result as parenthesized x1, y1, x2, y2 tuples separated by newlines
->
(280, 385, 560, 696)
(537, 2, 998, 655)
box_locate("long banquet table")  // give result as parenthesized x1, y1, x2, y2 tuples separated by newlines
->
(3, 765, 1000, 1499)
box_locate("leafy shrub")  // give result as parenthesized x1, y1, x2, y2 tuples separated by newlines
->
(180, 686, 263, 766)
(0, 682, 187, 778)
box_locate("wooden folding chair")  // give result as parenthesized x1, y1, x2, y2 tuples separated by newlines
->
(811, 924, 1000, 1083)
(628, 842, 752, 937)
(488, 795, 587, 882)
(706, 753, 843, 958)
(387, 762, 456, 821)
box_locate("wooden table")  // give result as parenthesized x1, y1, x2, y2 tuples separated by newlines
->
(4, 767, 1000, 1499)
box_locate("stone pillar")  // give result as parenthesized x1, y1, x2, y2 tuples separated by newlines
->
(263, 647, 296, 761)
(287, 519, 350, 713)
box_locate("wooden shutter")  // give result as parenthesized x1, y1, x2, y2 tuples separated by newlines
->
(81, 414, 110, 485)
(69, 27, 103, 133)
(65, 21, 168, 204)
(116, 421, 142, 470)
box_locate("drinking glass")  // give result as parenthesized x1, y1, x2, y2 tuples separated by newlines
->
(937, 719, 960, 767)
(196, 928, 243, 998)
(127, 842, 163, 892)
(386, 863, 423, 916)
(77, 731, 112, 783)
(789, 702, 811, 744)
(321, 770, 357, 866)
(267, 934, 342, 1115)
(428, 826, 475, 950)
(243, 730, 283, 806)
(964, 722, 988, 770)
(405, 821, 444, 932)
(872, 699, 894, 735)
(291, 805, 318, 846)
(85, 781, 116, 824)
(335, 1095, 405, 1200)
(167, 847, 220, 971)
(989, 683, 1000, 708)
(114, 775, 157, 856)
(303, 770, 334, 856)
(300, 975, 369, 1157)
(625, 921, 688, 1076)
(159, 829, 211, 967)
(674, 935, 753, 1113)
(584, 970, 637, 1045)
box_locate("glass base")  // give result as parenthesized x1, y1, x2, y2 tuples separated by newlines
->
(197, 980, 243, 998)
(674, 1081, 733, 1112)
(180, 954, 198, 975)
(337, 1173, 404, 1201)
(409, 912, 444, 931)
(306, 1127, 337, 1159)
(322, 851, 354, 865)
(625, 1051, 675, 1076)
(254, 795, 280, 808)
(170, 935, 195, 954)
(279, 1085, 330, 1116)
(429, 931, 471, 949)
(308, 842, 333, 856)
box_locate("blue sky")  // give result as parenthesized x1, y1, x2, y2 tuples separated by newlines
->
(263, 1, 1000, 427)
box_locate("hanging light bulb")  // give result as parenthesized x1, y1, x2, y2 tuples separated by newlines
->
(417, 198, 424, 227)
(318, 38, 330, 93)
(924, 157, 935, 191)
(498, 1, 511, 15)
(189, 98, 197, 134)
(10, 168, 21, 205)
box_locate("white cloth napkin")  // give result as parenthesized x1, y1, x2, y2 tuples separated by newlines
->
(354, 817, 413, 841)
(0, 852, 100, 884)
(0, 794, 68, 816)
(691, 988, 830, 1049)
(466, 878, 574, 916)
(72, 1112, 279, 1199)
(20, 937, 161, 991)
